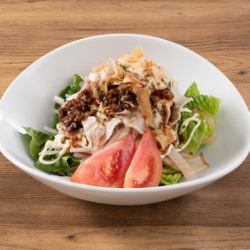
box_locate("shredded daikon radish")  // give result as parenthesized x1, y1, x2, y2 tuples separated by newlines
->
(38, 134, 70, 165)
(54, 96, 65, 106)
(43, 126, 57, 134)
(66, 93, 78, 101)
(42, 150, 61, 155)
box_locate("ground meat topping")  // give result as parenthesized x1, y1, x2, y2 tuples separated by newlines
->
(169, 103, 179, 124)
(59, 89, 96, 132)
(100, 87, 138, 113)
(59, 84, 174, 133)
(150, 88, 173, 107)
(58, 86, 139, 132)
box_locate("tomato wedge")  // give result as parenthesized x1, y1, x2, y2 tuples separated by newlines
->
(123, 129, 162, 188)
(71, 134, 135, 187)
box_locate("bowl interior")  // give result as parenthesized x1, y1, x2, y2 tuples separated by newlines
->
(0, 34, 249, 186)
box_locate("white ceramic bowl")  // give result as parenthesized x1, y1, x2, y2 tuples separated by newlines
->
(0, 34, 249, 205)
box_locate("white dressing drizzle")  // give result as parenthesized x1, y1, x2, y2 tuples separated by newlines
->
(176, 113, 201, 152)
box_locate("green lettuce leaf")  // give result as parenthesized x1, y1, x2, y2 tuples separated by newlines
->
(25, 128, 53, 160)
(58, 74, 83, 99)
(68, 74, 83, 95)
(186, 95, 220, 118)
(52, 114, 59, 129)
(52, 74, 83, 128)
(185, 82, 221, 118)
(160, 165, 183, 185)
(184, 82, 200, 97)
(34, 154, 80, 176)
(178, 83, 220, 155)
(180, 114, 213, 154)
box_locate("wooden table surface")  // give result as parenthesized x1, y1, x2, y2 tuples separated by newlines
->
(0, 1, 250, 249)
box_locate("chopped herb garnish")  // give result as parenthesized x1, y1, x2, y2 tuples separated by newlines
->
(121, 64, 127, 70)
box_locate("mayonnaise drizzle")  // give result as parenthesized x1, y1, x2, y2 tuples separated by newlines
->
(176, 113, 201, 152)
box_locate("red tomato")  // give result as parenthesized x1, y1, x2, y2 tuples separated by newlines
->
(71, 134, 136, 187)
(123, 129, 162, 188)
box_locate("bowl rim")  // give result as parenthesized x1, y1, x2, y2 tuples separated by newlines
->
(0, 33, 249, 193)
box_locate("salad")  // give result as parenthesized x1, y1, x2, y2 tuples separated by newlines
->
(24, 48, 220, 188)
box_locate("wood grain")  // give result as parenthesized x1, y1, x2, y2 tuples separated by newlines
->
(0, 0, 249, 249)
